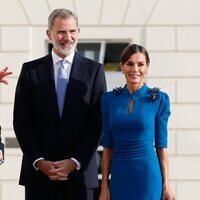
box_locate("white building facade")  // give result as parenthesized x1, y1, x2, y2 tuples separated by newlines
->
(0, 0, 200, 199)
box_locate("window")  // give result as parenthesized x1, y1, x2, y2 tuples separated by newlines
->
(48, 41, 130, 71)
(77, 41, 129, 71)
(76, 43, 101, 62)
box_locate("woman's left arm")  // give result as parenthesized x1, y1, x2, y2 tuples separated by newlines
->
(156, 148, 175, 200)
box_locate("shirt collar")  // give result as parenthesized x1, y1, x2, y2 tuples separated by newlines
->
(51, 50, 75, 65)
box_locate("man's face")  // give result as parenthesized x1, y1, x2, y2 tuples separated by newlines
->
(47, 16, 80, 58)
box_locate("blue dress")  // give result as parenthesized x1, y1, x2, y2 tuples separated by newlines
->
(102, 85, 170, 200)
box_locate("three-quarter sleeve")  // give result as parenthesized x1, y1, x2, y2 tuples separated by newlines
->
(155, 92, 171, 148)
(102, 93, 113, 148)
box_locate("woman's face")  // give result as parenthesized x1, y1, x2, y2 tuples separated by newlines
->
(120, 52, 148, 88)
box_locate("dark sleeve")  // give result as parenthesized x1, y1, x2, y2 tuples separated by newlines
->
(155, 92, 171, 148)
(73, 64, 107, 167)
(0, 139, 4, 152)
(0, 141, 4, 160)
(13, 64, 42, 164)
(0, 126, 4, 153)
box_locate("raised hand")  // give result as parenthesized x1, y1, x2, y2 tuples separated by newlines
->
(0, 67, 12, 85)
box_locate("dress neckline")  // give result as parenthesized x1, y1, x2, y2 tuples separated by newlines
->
(124, 84, 148, 100)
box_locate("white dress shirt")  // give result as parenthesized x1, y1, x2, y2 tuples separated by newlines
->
(52, 50, 74, 91)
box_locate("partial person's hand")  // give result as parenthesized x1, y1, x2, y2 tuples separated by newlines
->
(0, 67, 12, 85)
(162, 186, 175, 200)
(49, 159, 77, 181)
(0, 150, 4, 165)
(99, 185, 110, 200)
(35, 160, 56, 177)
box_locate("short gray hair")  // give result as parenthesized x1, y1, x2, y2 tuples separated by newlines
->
(48, 9, 79, 29)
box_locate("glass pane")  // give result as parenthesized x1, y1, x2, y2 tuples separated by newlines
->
(5, 137, 19, 148)
(77, 43, 101, 62)
(104, 43, 129, 71)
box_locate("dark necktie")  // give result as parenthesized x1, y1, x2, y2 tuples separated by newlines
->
(57, 60, 68, 117)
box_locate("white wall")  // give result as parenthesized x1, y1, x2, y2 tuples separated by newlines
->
(0, 0, 200, 199)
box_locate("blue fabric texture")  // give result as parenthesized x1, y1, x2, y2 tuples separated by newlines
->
(102, 84, 171, 200)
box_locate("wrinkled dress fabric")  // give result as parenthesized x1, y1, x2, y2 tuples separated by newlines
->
(102, 85, 170, 200)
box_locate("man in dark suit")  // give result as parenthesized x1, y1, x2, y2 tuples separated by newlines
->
(13, 9, 106, 200)
(0, 66, 12, 165)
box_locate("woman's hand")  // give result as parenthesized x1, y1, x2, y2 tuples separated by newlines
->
(162, 185, 175, 200)
(99, 185, 110, 200)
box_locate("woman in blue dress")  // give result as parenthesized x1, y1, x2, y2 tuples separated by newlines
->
(99, 44, 175, 200)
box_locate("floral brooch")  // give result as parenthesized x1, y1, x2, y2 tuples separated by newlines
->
(148, 87, 160, 102)
(113, 87, 123, 95)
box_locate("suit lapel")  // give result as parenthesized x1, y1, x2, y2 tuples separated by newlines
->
(37, 54, 60, 118)
(62, 52, 86, 114)
(37, 53, 86, 119)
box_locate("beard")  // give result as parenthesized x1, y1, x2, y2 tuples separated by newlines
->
(52, 40, 77, 57)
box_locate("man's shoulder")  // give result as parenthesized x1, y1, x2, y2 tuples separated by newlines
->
(21, 54, 52, 72)
(23, 54, 51, 66)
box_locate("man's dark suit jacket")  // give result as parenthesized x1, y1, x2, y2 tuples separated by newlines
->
(13, 52, 106, 190)
(0, 126, 4, 156)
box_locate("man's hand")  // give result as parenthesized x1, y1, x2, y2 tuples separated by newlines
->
(49, 159, 77, 181)
(35, 160, 56, 177)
